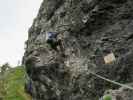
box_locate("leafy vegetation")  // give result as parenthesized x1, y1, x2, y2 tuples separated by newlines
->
(0, 65, 32, 100)
(103, 94, 112, 100)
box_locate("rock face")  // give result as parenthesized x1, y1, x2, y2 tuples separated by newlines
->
(23, 0, 133, 100)
(103, 83, 133, 100)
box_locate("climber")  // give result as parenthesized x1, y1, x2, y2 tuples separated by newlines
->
(46, 31, 63, 52)
(46, 32, 57, 40)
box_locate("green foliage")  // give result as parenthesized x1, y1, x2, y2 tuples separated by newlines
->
(0, 66, 31, 100)
(103, 94, 112, 100)
(0, 62, 11, 74)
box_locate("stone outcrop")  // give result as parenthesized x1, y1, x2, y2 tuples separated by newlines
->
(103, 83, 133, 100)
(23, 0, 133, 100)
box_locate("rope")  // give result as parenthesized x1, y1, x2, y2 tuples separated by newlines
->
(87, 71, 133, 90)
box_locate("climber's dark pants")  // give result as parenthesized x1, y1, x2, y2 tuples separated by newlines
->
(47, 39, 62, 51)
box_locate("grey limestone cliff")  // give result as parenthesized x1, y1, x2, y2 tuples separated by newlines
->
(23, 0, 133, 100)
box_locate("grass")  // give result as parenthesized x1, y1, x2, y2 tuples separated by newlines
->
(2, 66, 32, 100)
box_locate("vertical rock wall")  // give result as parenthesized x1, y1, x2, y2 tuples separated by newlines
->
(23, 0, 133, 100)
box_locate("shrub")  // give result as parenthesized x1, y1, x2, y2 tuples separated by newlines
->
(103, 94, 112, 100)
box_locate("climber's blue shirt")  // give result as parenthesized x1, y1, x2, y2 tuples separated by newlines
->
(47, 32, 57, 39)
